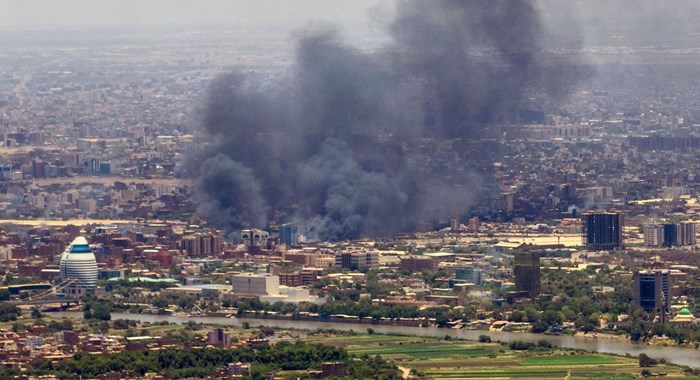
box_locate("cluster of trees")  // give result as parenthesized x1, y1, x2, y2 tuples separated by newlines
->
(83, 301, 112, 321)
(104, 279, 174, 293)
(150, 293, 197, 310)
(25, 341, 399, 379)
(46, 319, 74, 332)
(509, 339, 553, 350)
(229, 296, 457, 324)
(0, 303, 21, 322)
(15, 318, 75, 334)
(617, 319, 700, 343)
(111, 318, 139, 330)
(349, 353, 402, 379)
(638, 353, 658, 367)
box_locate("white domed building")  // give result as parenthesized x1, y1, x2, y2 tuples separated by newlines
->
(59, 236, 98, 296)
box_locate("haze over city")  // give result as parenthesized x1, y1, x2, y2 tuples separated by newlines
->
(1, 1, 700, 379)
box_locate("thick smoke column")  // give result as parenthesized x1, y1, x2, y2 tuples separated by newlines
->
(194, 154, 268, 230)
(191, 0, 585, 240)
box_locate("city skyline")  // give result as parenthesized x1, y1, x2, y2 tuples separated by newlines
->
(2, 1, 700, 378)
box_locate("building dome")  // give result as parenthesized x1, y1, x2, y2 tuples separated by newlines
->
(59, 237, 98, 292)
(671, 307, 695, 324)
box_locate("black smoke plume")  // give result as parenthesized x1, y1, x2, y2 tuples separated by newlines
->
(190, 0, 586, 240)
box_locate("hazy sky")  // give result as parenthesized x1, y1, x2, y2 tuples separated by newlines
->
(0, 0, 388, 30)
(2, 0, 698, 48)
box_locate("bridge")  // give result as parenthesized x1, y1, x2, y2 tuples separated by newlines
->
(9, 279, 81, 306)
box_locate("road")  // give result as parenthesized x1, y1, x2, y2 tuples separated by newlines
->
(397, 365, 411, 379)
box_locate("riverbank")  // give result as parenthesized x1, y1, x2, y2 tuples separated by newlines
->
(574, 331, 629, 341)
(48, 311, 700, 369)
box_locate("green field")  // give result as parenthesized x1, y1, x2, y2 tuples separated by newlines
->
(349, 342, 492, 358)
(421, 369, 569, 378)
(522, 354, 622, 366)
(308, 333, 693, 379)
(304, 333, 420, 346)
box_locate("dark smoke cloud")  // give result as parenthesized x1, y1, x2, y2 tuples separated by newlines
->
(296, 139, 409, 241)
(190, 0, 586, 240)
(194, 154, 268, 230)
(390, 1, 544, 132)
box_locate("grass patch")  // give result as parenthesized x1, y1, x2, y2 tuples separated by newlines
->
(348, 342, 492, 358)
(423, 368, 569, 378)
(569, 371, 638, 379)
(305, 334, 419, 346)
(521, 354, 622, 366)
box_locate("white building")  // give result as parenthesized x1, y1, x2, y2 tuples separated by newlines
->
(644, 222, 697, 247)
(644, 224, 664, 246)
(678, 222, 697, 246)
(231, 273, 279, 296)
(260, 285, 321, 304)
(59, 236, 98, 296)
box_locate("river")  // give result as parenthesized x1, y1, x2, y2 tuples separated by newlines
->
(49, 312, 700, 369)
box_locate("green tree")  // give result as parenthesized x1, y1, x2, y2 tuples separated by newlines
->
(31, 308, 43, 319)
(639, 353, 657, 367)
(0, 303, 21, 322)
(152, 297, 169, 308)
(83, 302, 112, 321)
(651, 323, 665, 337)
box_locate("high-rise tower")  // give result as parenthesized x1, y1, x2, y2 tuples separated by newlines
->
(59, 236, 98, 296)
(634, 270, 671, 318)
(514, 252, 540, 298)
(582, 211, 623, 251)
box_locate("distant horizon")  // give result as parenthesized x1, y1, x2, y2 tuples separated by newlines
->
(0, 21, 387, 50)
(3, 0, 700, 50)
(0, 21, 376, 33)
(0, 0, 388, 31)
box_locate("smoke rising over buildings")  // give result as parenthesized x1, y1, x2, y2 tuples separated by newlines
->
(192, 0, 586, 241)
